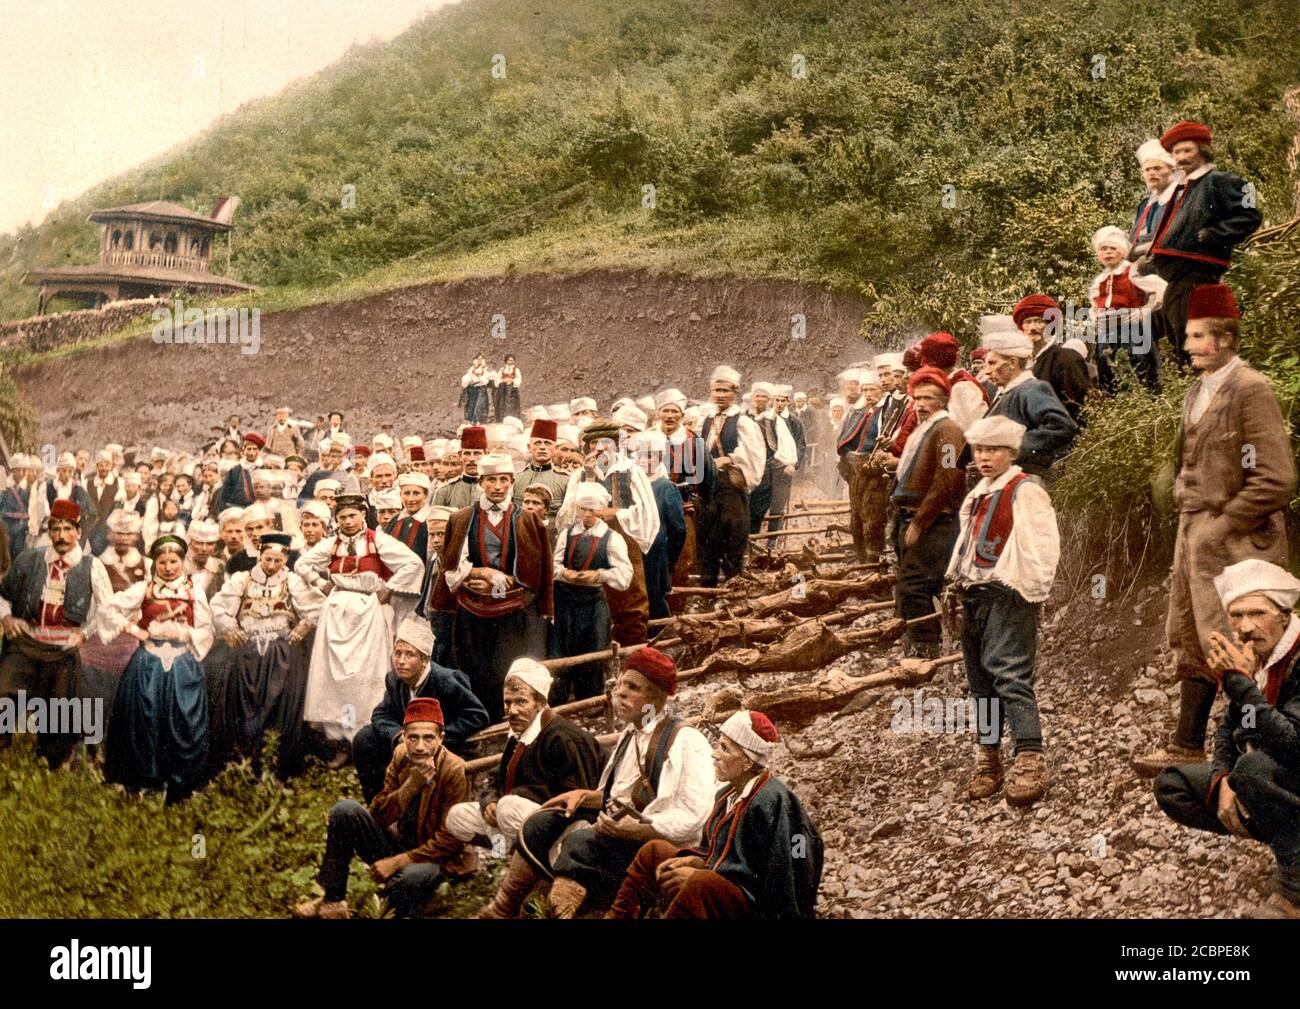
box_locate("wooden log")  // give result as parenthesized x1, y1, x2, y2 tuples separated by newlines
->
(465, 717, 712, 775)
(750, 523, 847, 542)
(764, 506, 850, 521)
(704, 652, 964, 723)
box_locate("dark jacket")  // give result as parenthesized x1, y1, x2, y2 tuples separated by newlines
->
(1211, 640, 1300, 783)
(371, 744, 475, 873)
(1032, 344, 1093, 424)
(1152, 168, 1262, 274)
(481, 710, 603, 808)
(369, 663, 489, 756)
(988, 376, 1078, 477)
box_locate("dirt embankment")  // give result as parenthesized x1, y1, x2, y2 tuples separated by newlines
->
(13, 270, 871, 450)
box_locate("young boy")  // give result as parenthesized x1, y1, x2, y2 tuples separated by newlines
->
(1088, 225, 1166, 392)
(945, 415, 1060, 805)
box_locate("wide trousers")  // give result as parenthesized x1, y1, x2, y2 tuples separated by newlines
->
(0, 643, 81, 767)
(892, 511, 959, 650)
(317, 799, 443, 916)
(606, 839, 750, 919)
(697, 483, 749, 587)
(1155, 753, 1300, 902)
(959, 582, 1042, 752)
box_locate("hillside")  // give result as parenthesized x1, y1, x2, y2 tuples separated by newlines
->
(2, 0, 1299, 340)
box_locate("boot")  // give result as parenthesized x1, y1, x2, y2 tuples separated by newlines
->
(1132, 738, 1205, 779)
(1004, 750, 1048, 806)
(1248, 893, 1300, 919)
(477, 852, 539, 919)
(545, 876, 588, 919)
(967, 745, 1003, 800)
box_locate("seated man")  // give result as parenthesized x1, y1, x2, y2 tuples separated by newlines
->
(516, 647, 714, 918)
(292, 697, 476, 919)
(445, 657, 604, 918)
(352, 618, 489, 802)
(606, 709, 824, 919)
(1155, 559, 1300, 919)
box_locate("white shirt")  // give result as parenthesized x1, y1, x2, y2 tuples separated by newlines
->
(1088, 261, 1167, 311)
(95, 574, 215, 663)
(555, 457, 660, 553)
(293, 528, 425, 596)
(988, 369, 1034, 412)
(947, 464, 1060, 603)
(0, 544, 114, 641)
(511, 707, 546, 745)
(462, 364, 491, 388)
(553, 519, 633, 590)
(704, 405, 766, 492)
(1188, 355, 1241, 426)
(210, 566, 324, 637)
(947, 376, 988, 432)
(761, 410, 799, 467)
(1260, 615, 1300, 693)
(444, 494, 519, 594)
(597, 712, 715, 845)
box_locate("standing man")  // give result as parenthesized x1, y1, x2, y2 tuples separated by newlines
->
(656, 389, 713, 597)
(433, 427, 488, 511)
(1012, 295, 1093, 425)
(221, 432, 265, 510)
(86, 449, 125, 554)
(1140, 120, 1262, 367)
(512, 418, 569, 518)
(698, 366, 764, 587)
(1135, 284, 1295, 776)
(0, 500, 113, 767)
(266, 406, 304, 459)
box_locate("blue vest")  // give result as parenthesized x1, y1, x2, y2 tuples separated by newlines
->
(467, 504, 519, 574)
(2, 547, 95, 626)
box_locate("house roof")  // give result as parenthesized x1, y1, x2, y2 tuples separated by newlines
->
(88, 201, 231, 231)
(21, 263, 255, 292)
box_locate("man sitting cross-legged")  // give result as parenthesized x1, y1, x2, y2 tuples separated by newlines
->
(291, 697, 476, 919)
(605, 709, 824, 919)
(444, 657, 604, 918)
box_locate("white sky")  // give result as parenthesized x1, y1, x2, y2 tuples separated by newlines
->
(0, 0, 455, 235)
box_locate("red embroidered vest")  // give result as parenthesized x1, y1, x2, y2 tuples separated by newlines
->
(967, 473, 1029, 568)
(140, 580, 196, 629)
(328, 529, 393, 579)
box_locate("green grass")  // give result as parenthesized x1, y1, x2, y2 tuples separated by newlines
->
(0, 735, 498, 918)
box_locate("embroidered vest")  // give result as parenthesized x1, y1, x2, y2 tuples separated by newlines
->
(966, 473, 1029, 568)
(140, 579, 196, 630)
(11, 548, 95, 627)
(328, 529, 393, 579)
(703, 413, 740, 456)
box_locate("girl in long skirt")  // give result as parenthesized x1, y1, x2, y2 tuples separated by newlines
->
(101, 534, 215, 804)
(493, 353, 522, 421)
(462, 352, 491, 424)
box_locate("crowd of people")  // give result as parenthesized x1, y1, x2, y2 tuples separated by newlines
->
(0, 119, 1296, 919)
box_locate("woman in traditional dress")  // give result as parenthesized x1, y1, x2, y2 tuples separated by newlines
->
(461, 352, 492, 424)
(493, 353, 522, 422)
(100, 533, 214, 804)
(550, 483, 632, 703)
(292, 494, 424, 764)
(210, 533, 324, 780)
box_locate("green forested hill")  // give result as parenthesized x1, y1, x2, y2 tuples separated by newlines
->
(2, 0, 1298, 336)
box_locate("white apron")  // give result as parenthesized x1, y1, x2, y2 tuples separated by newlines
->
(303, 572, 394, 740)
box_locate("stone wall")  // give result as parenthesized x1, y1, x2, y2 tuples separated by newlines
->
(0, 297, 170, 354)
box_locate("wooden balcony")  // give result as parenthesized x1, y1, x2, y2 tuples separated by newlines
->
(101, 249, 209, 273)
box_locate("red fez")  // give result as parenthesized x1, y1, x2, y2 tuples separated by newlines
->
(1187, 283, 1241, 321)
(49, 499, 82, 525)
(1161, 120, 1212, 152)
(902, 345, 923, 371)
(461, 426, 488, 452)
(354, 445, 372, 458)
(242, 431, 265, 448)
(749, 711, 780, 743)
(919, 331, 959, 369)
(409, 445, 426, 462)
(624, 646, 677, 696)
(530, 418, 558, 442)
(403, 697, 444, 726)
(908, 366, 952, 397)
(971, 347, 989, 361)
(1011, 294, 1060, 329)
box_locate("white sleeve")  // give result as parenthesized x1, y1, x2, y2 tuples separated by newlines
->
(1005, 483, 1060, 603)
(511, 368, 521, 388)
(616, 466, 660, 554)
(773, 416, 798, 467)
(641, 727, 716, 846)
(554, 470, 583, 535)
(209, 572, 246, 634)
(553, 528, 571, 581)
(188, 583, 215, 661)
(1132, 270, 1167, 311)
(730, 414, 767, 491)
(373, 530, 425, 595)
(461, 369, 474, 388)
(288, 572, 326, 626)
(95, 580, 148, 644)
(949, 382, 988, 432)
(82, 557, 115, 637)
(601, 530, 633, 591)
(444, 534, 472, 594)
(293, 536, 334, 589)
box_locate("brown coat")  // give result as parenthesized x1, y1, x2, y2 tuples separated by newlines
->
(1167, 360, 1296, 672)
(429, 502, 554, 618)
(370, 743, 475, 874)
(892, 416, 967, 533)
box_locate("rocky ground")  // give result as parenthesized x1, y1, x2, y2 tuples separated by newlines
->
(661, 563, 1276, 919)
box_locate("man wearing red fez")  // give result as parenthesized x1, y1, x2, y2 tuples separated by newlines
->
(888, 368, 967, 658)
(607, 708, 824, 919)
(1134, 283, 1296, 777)
(220, 430, 265, 509)
(1, 496, 114, 768)
(293, 696, 476, 919)
(433, 425, 488, 510)
(1011, 295, 1093, 424)
(1137, 120, 1261, 367)
(919, 332, 990, 432)
(512, 417, 568, 518)
(516, 646, 715, 917)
